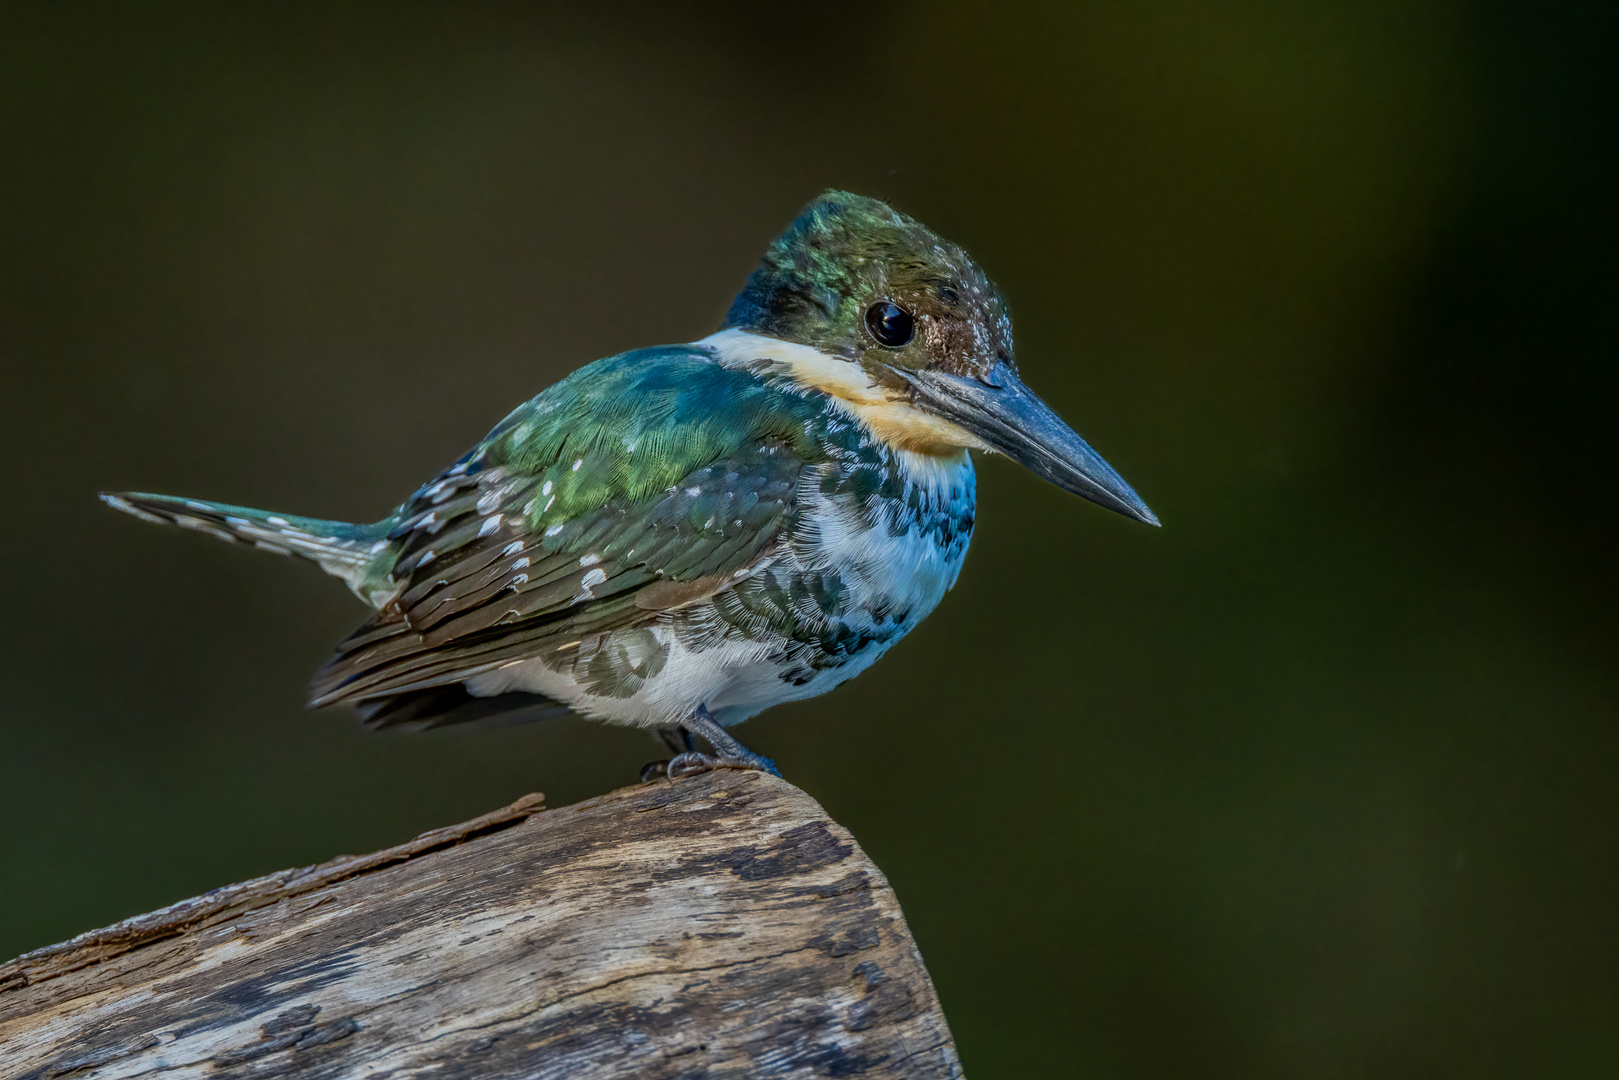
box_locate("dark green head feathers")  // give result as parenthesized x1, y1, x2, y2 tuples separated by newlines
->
(723, 190, 1015, 385)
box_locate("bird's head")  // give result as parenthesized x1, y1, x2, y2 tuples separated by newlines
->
(723, 190, 1158, 526)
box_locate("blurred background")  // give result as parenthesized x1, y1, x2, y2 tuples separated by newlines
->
(3, 2, 1615, 1075)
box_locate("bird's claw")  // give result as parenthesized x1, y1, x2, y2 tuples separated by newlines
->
(667, 752, 725, 779)
(639, 759, 671, 784)
(665, 751, 782, 780)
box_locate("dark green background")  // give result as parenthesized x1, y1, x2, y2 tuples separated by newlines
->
(4, 3, 1614, 1076)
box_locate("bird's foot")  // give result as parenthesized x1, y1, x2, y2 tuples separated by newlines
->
(666, 750, 782, 779)
(644, 707, 782, 781)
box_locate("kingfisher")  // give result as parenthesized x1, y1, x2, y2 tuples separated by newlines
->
(103, 191, 1158, 779)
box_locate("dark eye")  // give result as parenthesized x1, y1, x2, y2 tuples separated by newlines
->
(864, 301, 915, 348)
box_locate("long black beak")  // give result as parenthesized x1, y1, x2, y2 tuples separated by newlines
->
(897, 362, 1159, 526)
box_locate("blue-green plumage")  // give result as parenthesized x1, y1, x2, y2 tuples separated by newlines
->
(103, 191, 1154, 777)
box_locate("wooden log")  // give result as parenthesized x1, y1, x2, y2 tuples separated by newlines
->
(0, 771, 963, 1079)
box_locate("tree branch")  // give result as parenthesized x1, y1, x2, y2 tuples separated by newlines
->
(0, 771, 963, 1079)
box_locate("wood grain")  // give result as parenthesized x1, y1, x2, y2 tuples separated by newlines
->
(0, 772, 963, 1079)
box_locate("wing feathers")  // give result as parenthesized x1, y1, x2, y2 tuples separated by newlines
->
(309, 354, 814, 713)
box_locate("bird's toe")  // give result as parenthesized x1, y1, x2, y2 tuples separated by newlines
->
(666, 751, 722, 779)
(665, 750, 781, 780)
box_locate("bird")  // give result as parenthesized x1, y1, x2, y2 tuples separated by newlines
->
(102, 190, 1158, 780)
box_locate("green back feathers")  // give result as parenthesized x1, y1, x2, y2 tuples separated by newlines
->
(475, 344, 826, 532)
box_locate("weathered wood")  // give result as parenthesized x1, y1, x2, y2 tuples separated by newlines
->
(0, 772, 962, 1079)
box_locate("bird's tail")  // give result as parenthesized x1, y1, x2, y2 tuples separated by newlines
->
(100, 491, 391, 604)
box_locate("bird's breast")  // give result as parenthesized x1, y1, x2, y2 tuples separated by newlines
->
(793, 447, 976, 620)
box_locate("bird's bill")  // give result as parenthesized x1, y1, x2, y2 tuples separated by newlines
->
(900, 362, 1160, 526)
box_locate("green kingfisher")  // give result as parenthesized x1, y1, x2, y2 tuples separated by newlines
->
(103, 191, 1158, 779)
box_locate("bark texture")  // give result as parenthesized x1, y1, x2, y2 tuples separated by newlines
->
(0, 771, 962, 1079)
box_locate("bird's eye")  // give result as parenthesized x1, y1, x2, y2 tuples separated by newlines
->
(864, 301, 915, 348)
